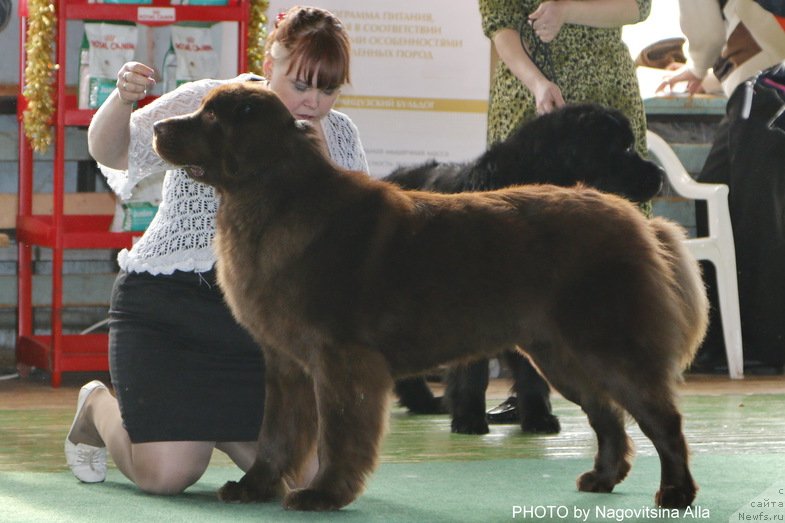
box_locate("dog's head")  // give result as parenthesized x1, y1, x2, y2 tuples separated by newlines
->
(483, 104, 664, 202)
(153, 81, 317, 191)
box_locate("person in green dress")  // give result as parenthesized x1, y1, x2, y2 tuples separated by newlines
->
(478, 0, 652, 424)
(480, 0, 651, 156)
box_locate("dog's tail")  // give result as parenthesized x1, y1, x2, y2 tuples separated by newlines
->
(650, 217, 709, 371)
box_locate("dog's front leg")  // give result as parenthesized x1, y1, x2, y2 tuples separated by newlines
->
(219, 349, 318, 503)
(283, 345, 393, 511)
(445, 359, 490, 434)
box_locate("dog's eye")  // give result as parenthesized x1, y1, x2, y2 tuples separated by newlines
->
(203, 109, 217, 123)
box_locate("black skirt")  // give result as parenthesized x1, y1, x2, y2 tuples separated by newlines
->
(109, 270, 265, 443)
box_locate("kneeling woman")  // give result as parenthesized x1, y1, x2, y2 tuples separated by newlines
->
(65, 6, 367, 494)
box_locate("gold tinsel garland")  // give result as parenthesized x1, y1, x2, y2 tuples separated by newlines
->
(22, 0, 267, 153)
(22, 0, 58, 153)
(247, 0, 270, 76)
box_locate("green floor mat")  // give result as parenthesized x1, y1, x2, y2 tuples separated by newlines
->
(2, 453, 783, 522)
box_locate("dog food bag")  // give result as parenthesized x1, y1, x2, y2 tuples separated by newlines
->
(80, 22, 138, 109)
(110, 172, 165, 232)
(77, 34, 90, 110)
(161, 23, 219, 94)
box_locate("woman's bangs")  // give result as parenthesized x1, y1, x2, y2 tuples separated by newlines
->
(290, 39, 349, 90)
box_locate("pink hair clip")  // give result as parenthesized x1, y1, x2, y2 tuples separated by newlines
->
(275, 11, 287, 28)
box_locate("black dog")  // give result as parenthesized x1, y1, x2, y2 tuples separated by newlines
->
(383, 104, 664, 435)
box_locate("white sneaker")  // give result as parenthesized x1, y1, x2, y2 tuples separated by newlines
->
(64, 380, 108, 483)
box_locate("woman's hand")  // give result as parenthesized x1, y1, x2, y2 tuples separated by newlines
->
(89, 62, 156, 169)
(529, 1, 567, 43)
(532, 77, 566, 115)
(116, 62, 156, 106)
(657, 65, 705, 95)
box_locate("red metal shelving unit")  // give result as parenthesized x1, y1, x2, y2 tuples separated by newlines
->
(17, 0, 250, 386)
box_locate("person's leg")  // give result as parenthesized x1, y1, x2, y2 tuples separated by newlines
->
(216, 441, 257, 472)
(724, 82, 785, 369)
(68, 385, 214, 495)
(94, 270, 266, 493)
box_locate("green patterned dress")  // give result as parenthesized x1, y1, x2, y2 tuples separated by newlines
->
(480, 0, 651, 157)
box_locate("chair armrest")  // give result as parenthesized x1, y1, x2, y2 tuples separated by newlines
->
(646, 130, 727, 202)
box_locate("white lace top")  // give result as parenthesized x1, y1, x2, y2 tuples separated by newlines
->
(99, 74, 369, 275)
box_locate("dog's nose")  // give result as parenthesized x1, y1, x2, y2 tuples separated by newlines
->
(152, 120, 173, 141)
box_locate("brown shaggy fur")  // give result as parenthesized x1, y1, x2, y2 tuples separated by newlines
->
(152, 82, 709, 511)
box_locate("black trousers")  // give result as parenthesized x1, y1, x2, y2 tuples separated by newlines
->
(696, 69, 785, 369)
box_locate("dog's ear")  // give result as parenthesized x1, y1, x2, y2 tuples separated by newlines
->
(221, 146, 241, 179)
(587, 106, 635, 151)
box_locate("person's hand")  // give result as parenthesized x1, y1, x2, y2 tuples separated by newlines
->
(116, 62, 156, 106)
(532, 78, 565, 115)
(529, 1, 566, 43)
(656, 65, 705, 95)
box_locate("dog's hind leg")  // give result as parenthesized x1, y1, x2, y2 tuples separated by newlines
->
(218, 349, 318, 503)
(614, 385, 697, 508)
(525, 345, 631, 494)
(576, 397, 633, 492)
(283, 345, 393, 511)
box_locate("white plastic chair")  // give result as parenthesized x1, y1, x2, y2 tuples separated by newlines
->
(646, 130, 744, 379)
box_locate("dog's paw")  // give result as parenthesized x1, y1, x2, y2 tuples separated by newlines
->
(451, 415, 490, 435)
(218, 480, 252, 503)
(655, 485, 696, 508)
(283, 488, 351, 511)
(217, 477, 283, 503)
(577, 471, 615, 493)
(521, 413, 561, 434)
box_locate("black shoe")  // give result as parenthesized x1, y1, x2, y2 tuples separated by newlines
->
(486, 396, 519, 424)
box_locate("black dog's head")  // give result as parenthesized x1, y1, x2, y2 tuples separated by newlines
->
(479, 104, 663, 202)
(153, 82, 317, 192)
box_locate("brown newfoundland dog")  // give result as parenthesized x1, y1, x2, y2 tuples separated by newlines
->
(152, 82, 708, 511)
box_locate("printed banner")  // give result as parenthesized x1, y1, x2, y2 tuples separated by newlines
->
(267, 1, 491, 177)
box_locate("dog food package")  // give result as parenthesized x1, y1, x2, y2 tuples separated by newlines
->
(79, 22, 138, 109)
(121, 202, 159, 231)
(161, 23, 219, 94)
(77, 34, 90, 110)
(110, 172, 164, 232)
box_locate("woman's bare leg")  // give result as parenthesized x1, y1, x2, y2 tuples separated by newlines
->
(67, 386, 214, 495)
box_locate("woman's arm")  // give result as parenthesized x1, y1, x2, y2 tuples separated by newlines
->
(87, 62, 155, 170)
(656, 0, 724, 95)
(323, 111, 370, 173)
(492, 28, 565, 114)
(88, 63, 226, 199)
(348, 124, 370, 174)
(679, 0, 726, 78)
(529, 0, 644, 42)
(559, 0, 642, 27)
